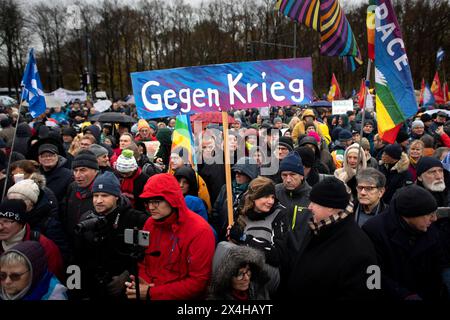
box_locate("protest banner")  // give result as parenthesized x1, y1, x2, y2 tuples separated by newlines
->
(131, 58, 313, 119)
(332, 99, 354, 115)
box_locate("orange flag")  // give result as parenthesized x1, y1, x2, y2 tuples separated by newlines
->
(419, 78, 425, 106)
(327, 73, 342, 102)
(358, 79, 366, 109)
(431, 72, 445, 104)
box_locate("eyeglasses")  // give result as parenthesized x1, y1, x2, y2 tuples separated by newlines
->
(356, 185, 379, 192)
(0, 220, 16, 227)
(145, 199, 163, 207)
(235, 269, 252, 281)
(0, 270, 29, 281)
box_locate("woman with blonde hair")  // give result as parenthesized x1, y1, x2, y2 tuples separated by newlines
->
(408, 139, 425, 182)
(68, 133, 83, 157)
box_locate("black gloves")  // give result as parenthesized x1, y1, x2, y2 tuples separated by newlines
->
(229, 224, 246, 243)
(107, 270, 130, 297)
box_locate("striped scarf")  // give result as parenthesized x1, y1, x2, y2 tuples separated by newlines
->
(308, 202, 353, 235)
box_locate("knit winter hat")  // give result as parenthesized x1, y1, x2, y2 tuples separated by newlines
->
(309, 177, 349, 210)
(394, 185, 437, 217)
(279, 151, 304, 175)
(7, 179, 40, 204)
(411, 120, 424, 129)
(338, 129, 352, 142)
(89, 144, 109, 158)
(307, 131, 321, 144)
(273, 117, 283, 125)
(0, 199, 27, 224)
(383, 144, 402, 160)
(92, 171, 121, 197)
(137, 119, 151, 131)
(278, 136, 294, 151)
(72, 150, 100, 170)
(416, 156, 443, 178)
(115, 149, 138, 173)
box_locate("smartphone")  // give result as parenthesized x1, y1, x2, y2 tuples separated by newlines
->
(124, 229, 150, 247)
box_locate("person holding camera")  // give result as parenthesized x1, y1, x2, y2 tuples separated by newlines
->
(73, 171, 149, 300)
(125, 173, 215, 300)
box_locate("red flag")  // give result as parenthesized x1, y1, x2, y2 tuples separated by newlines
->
(419, 78, 425, 106)
(358, 79, 366, 109)
(379, 123, 402, 144)
(327, 73, 342, 102)
(431, 72, 445, 104)
(443, 82, 449, 103)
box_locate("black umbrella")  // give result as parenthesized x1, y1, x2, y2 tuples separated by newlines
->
(89, 112, 137, 123)
(309, 100, 332, 108)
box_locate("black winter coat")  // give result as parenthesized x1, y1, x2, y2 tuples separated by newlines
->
(286, 216, 378, 300)
(362, 209, 444, 300)
(41, 156, 73, 202)
(73, 201, 149, 300)
(378, 154, 411, 204)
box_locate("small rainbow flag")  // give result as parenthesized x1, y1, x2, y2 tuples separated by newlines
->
(171, 114, 197, 170)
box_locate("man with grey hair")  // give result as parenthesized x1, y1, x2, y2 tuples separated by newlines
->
(89, 144, 112, 173)
(416, 157, 449, 206)
(355, 168, 387, 227)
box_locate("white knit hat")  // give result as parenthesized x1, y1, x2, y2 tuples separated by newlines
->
(7, 179, 40, 204)
(115, 149, 138, 173)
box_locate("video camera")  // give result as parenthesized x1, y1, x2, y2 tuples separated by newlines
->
(74, 212, 108, 243)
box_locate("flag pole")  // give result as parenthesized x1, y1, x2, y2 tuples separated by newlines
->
(356, 58, 372, 176)
(2, 92, 24, 200)
(222, 112, 234, 227)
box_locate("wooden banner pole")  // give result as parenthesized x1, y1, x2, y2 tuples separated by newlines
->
(222, 112, 234, 226)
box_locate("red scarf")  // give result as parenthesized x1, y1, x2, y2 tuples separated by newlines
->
(231, 289, 249, 301)
(120, 168, 142, 206)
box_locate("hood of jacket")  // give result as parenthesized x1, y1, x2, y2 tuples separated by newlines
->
(298, 136, 320, 158)
(0, 241, 48, 300)
(16, 123, 32, 138)
(209, 242, 269, 298)
(301, 109, 316, 121)
(379, 152, 410, 173)
(174, 166, 199, 197)
(139, 173, 189, 214)
(28, 172, 46, 189)
(232, 157, 259, 180)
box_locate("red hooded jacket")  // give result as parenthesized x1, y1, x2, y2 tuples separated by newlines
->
(138, 174, 215, 300)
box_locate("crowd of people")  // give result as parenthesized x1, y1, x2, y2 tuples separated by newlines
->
(0, 98, 449, 301)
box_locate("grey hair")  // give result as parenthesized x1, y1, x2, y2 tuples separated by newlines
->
(0, 251, 29, 270)
(356, 168, 386, 188)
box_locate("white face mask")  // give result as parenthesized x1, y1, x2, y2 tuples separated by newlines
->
(13, 174, 24, 184)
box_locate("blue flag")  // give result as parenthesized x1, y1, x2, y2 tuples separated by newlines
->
(21, 49, 46, 118)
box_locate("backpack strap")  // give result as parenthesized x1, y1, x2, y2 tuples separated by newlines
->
(30, 230, 41, 241)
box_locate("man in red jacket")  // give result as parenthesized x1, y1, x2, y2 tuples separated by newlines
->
(125, 173, 215, 300)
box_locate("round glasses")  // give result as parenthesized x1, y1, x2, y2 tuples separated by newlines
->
(235, 269, 252, 281)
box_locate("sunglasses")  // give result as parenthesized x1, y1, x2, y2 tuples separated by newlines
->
(0, 270, 29, 281)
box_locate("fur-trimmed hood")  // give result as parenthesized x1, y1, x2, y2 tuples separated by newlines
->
(208, 242, 270, 300)
(28, 172, 46, 189)
(334, 143, 367, 183)
(379, 152, 410, 173)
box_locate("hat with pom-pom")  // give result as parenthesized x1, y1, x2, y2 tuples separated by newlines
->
(115, 149, 138, 173)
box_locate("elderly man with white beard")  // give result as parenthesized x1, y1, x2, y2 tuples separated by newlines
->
(416, 157, 449, 207)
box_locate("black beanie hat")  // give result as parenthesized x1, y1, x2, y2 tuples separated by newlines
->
(279, 151, 304, 175)
(72, 150, 99, 170)
(295, 146, 315, 168)
(420, 113, 432, 123)
(416, 156, 443, 178)
(383, 144, 402, 160)
(394, 185, 437, 217)
(309, 177, 349, 209)
(278, 136, 294, 151)
(0, 199, 27, 224)
(396, 130, 409, 144)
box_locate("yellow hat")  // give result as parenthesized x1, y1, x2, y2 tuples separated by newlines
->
(138, 119, 150, 131)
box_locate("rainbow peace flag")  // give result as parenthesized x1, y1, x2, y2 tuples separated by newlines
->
(275, 0, 362, 71)
(374, 0, 417, 143)
(170, 114, 197, 170)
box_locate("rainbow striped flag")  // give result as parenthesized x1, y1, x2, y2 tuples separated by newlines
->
(275, 0, 362, 71)
(374, 0, 416, 143)
(171, 114, 197, 170)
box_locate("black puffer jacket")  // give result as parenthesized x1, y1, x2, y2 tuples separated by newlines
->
(40, 156, 73, 202)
